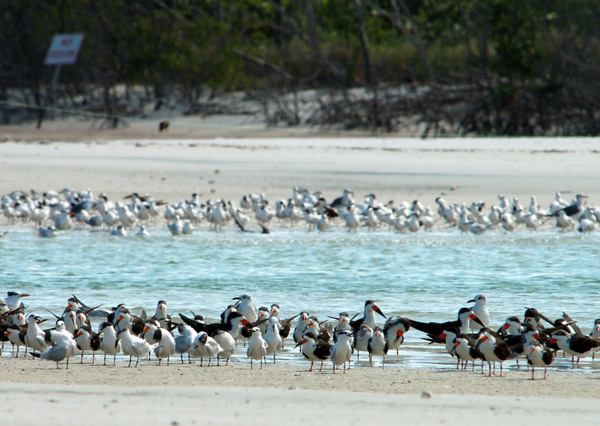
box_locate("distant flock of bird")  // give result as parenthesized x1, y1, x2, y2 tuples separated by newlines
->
(2, 291, 599, 379)
(0, 187, 599, 238)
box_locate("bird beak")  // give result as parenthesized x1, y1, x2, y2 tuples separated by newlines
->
(241, 319, 250, 327)
(471, 314, 484, 326)
(397, 330, 404, 337)
(467, 298, 475, 303)
(439, 332, 447, 340)
(549, 338, 557, 344)
(374, 305, 386, 319)
(21, 294, 31, 298)
(232, 297, 240, 301)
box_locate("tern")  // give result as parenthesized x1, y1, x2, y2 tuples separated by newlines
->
(117, 324, 157, 367)
(331, 330, 354, 373)
(247, 327, 268, 369)
(191, 331, 222, 367)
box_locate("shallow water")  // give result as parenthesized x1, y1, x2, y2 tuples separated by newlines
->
(2, 225, 599, 371)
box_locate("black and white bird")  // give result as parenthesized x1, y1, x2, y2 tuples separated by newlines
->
(295, 331, 331, 372)
(526, 342, 554, 380)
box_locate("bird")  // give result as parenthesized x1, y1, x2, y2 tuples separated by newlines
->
(3, 291, 31, 309)
(383, 316, 410, 355)
(247, 327, 268, 369)
(476, 329, 512, 377)
(295, 331, 332, 372)
(467, 294, 490, 330)
(367, 327, 389, 368)
(331, 330, 354, 373)
(263, 316, 283, 363)
(350, 300, 386, 333)
(74, 327, 101, 364)
(24, 314, 50, 355)
(174, 323, 198, 364)
(550, 330, 600, 366)
(32, 337, 77, 369)
(213, 330, 236, 365)
(452, 333, 481, 371)
(410, 307, 484, 339)
(233, 293, 258, 322)
(143, 322, 176, 365)
(191, 331, 222, 367)
(98, 322, 121, 365)
(117, 326, 157, 367)
(526, 342, 554, 380)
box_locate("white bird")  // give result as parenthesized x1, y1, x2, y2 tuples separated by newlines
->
(264, 316, 283, 363)
(331, 330, 353, 373)
(214, 330, 236, 365)
(24, 314, 50, 354)
(233, 293, 258, 322)
(117, 327, 157, 367)
(467, 294, 490, 330)
(3, 291, 30, 309)
(143, 322, 176, 365)
(36, 337, 77, 369)
(247, 327, 268, 369)
(191, 331, 222, 367)
(174, 323, 197, 364)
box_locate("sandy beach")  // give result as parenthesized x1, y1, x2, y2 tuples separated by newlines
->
(1, 116, 600, 424)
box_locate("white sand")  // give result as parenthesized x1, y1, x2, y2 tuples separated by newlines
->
(1, 116, 600, 424)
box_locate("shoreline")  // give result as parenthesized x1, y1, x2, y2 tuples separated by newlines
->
(1, 355, 599, 397)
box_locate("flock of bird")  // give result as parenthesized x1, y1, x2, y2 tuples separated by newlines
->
(2, 291, 599, 379)
(0, 187, 599, 237)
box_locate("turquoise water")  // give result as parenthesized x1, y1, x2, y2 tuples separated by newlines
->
(2, 226, 599, 370)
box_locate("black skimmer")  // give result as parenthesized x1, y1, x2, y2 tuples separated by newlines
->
(191, 331, 222, 367)
(551, 193, 587, 218)
(295, 331, 332, 372)
(98, 322, 121, 365)
(410, 307, 484, 339)
(5, 324, 28, 358)
(476, 329, 512, 376)
(550, 330, 600, 365)
(74, 327, 101, 364)
(367, 327, 389, 368)
(350, 300, 386, 333)
(526, 342, 554, 380)
(383, 316, 410, 355)
(293, 311, 310, 346)
(247, 327, 268, 369)
(143, 322, 176, 365)
(151, 300, 171, 329)
(452, 333, 482, 371)
(331, 330, 354, 373)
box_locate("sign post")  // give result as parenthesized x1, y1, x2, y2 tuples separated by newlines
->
(39, 34, 84, 128)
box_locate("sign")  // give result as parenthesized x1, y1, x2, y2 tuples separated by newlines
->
(44, 34, 84, 65)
